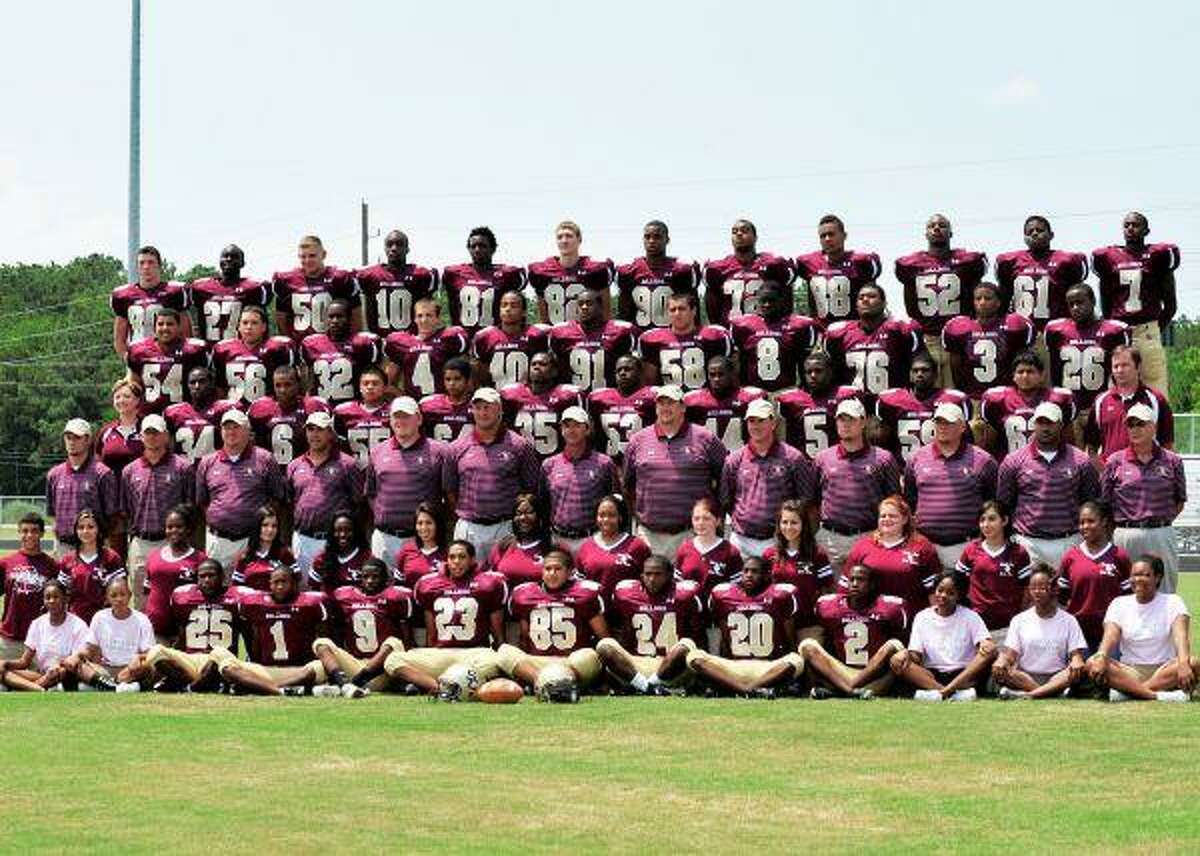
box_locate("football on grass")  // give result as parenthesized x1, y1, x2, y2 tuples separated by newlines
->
(477, 678, 524, 704)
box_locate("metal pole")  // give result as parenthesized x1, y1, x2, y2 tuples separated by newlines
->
(361, 199, 369, 265)
(127, 0, 142, 280)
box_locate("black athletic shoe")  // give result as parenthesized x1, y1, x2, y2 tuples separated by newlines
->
(280, 686, 308, 697)
(810, 686, 835, 700)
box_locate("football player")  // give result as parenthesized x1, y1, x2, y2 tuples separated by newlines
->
(500, 352, 585, 460)
(164, 367, 243, 465)
(823, 283, 923, 406)
(1044, 284, 1131, 428)
(190, 245, 270, 343)
(636, 291, 732, 392)
(702, 219, 793, 326)
(356, 229, 439, 336)
(299, 298, 382, 405)
(873, 352, 972, 464)
(587, 354, 656, 467)
(211, 306, 297, 407)
(776, 353, 864, 458)
(420, 358, 476, 443)
(247, 365, 331, 467)
(682, 355, 766, 452)
(272, 235, 362, 344)
(442, 226, 526, 338)
(333, 366, 392, 467)
(527, 220, 614, 325)
(548, 288, 635, 393)
(111, 244, 193, 358)
(615, 220, 701, 332)
(730, 279, 820, 394)
(941, 281, 1035, 408)
(125, 309, 210, 415)
(994, 215, 1088, 353)
(794, 214, 882, 326)
(471, 289, 550, 388)
(383, 297, 468, 398)
(979, 350, 1076, 457)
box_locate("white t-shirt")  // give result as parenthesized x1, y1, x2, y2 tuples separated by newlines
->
(908, 605, 989, 671)
(1004, 607, 1087, 674)
(23, 612, 91, 673)
(86, 608, 155, 668)
(1103, 593, 1190, 666)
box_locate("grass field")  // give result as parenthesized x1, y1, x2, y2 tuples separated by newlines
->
(2, 579, 1198, 854)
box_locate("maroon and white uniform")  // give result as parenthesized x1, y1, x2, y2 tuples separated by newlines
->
(508, 578, 604, 655)
(823, 318, 923, 402)
(1092, 243, 1181, 327)
(794, 250, 882, 326)
(702, 253, 793, 326)
(299, 332, 382, 405)
(327, 583, 415, 658)
(471, 323, 550, 388)
(894, 249, 988, 336)
(58, 548, 125, 625)
(1057, 542, 1132, 648)
(238, 589, 328, 667)
(548, 319, 636, 392)
(526, 256, 614, 325)
(125, 337, 210, 415)
(994, 249, 1089, 333)
(164, 399, 243, 465)
(420, 394, 473, 443)
(1043, 317, 1132, 412)
(636, 326, 733, 392)
(980, 385, 1078, 457)
(0, 552, 59, 645)
(575, 534, 652, 599)
(143, 546, 207, 637)
(271, 266, 360, 344)
(169, 584, 248, 654)
(190, 276, 271, 343)
(842, 536, 941, 624)
(764, 546, 833, 627)
(676, 537, 744, 599)
(383, 327, 469, 398)
(442, 262, 525, 337)
(777, 386, 863, 458)
(413, 569, 508, 648)
(110, 281, 192, 347)
(814, 592, 908, 666)
(332, 400, 391, 467)
(708, 581, 799, 660)
(955, 540, 1033, 631)
(355, 262, 438, 335)
(1086, 386, 1174, 461)
(874, 387, 972, 463)
(615, 257, 701, 331)
(211, 336, 296, 406)
(500, 382, 585, 460)
(940, 313, 1035, 397)
(683, 386, 767, 452)
(610, 577, 706, 655)
(730, 314, 820, 392)
(248, 395, 331, 467)
(588, 385, 656, 462)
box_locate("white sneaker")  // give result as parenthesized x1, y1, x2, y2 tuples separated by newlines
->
(1156, 690, 1190, 703)
(997, 686, 1025, 701)
(913, 689, 943, 702)
(116, 682, 141, 693)
(951, 688, 977, 702)
(311, 685, 343, 698)
(341, 683, 368, 699)
(1108, 689, 1131, 703)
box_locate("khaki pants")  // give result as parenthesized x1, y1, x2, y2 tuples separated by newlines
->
(634, 523, 689, 561)
(144, 645, 211, 683)
(1113, 525, 1179, 594)
(730, 530, 775, 561)
(127, 536, 164, 610)
(312, 636, 405, 692)
(496, 643, 602, 686)
(924, 333, 955, 389)
(595, 637, 697, 687)
(382, 646, 502, 683)
(210, 645, 326, 684)
(798, 637, 901, 695)
(453, 519, 513, 561)
(1014, 533, 1081, 571)
(370, 529, 408, 572)
(205, 530, 249, 575)
(1131, 321, 1168, 396)
(815, 527, 861, 578)
(292, 532, 325, 580)
(933, 542, 969, 573)
(685, 648, 805, 680)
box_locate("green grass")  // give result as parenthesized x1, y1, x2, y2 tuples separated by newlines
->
(1, 577, 1198, 854)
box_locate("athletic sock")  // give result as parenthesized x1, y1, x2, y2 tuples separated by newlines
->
(630, 673, 650, 692)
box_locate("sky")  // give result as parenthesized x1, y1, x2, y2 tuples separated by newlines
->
(3, 1, 1199, 314)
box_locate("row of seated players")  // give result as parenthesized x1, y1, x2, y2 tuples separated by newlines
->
(8, 497, 1196, 702)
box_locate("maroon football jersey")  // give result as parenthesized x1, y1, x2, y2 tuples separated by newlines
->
(333, 400, 391, 467)
(500, 382, 586, 459)
(471, 323, 551, 388)
(682, 386, 766, 451)
(169, 583, 250, 653)
(676, 537, 745, 599)
(814, 592, 908, 667)
(708, 581, 798, 660)
(356, 262, 438, 335)
(777, 386, 863, 458)
(271, 266, 360, 343)
(615, 257, 701, 331)
(442, 263, 526, 336)
(526, 256, 614, 325)
(941, 313, 1035, 397)
(239, 589, 328, 666)
(1044, 317, 1132, 411)
(874, 387, 972, 463)
(894, 249, 988, 335)
(164, 399, 242, 465)
(420, 394, 473, 443)
(190, 277, 271, 343)
(548, 319, 636, 392)
(980, 385, 1078, 457)
(610, 577, 706, 655)
(299, 332, 381, 404)
(994, 249, 1089, 333)
(125, 338, 211, 415)
(702, 253, 793, 326)
(794, 250, 882, 325)
(509, 578, 604, 655)
(211, 336, 296, 407)
(823, 318, 923, 401)
(414, 569, 507, 648)
(247, 395, 330, 466)
(637, 326, 733, 392)
(383, 327, 469, 398)
(575, 534, 652, 599)
(764, 545, 833, 627)
(327, 583, 415, 658)
(730, 313, 820, 392)
(110, 281, 193, 347)
(587, 385, 657, 462)
(1092, 243, 1181, 327)
(143, 546, 207, 636)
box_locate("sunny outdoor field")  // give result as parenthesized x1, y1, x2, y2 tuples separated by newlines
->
(2, 577, 1198, 855)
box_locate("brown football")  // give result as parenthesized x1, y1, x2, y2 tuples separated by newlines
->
(477, 678, 524, 704)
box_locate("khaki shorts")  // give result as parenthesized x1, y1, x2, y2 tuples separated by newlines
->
(0, 636, 26, 660)
(1131, 321, 1167, 395)
(924, 333, 955, 389)
(312, 637, 405, 692)
(1126, 662, 1165, 683)
(685, 649, 805, 681)
(496, 643, 602, 686)
(382, 646, 501, 683)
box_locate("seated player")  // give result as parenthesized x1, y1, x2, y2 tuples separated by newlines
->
(312, 558, 416, 697)
(500, 352, 585, 460)
(794, 214, 882, 326)
(383, 297, 468, 399)
(980, 350, 1077, 457)
(381, 540, 505, 699)
(212, 306, 297, 408)
(823, 283, 922, 406)
(873, 353, 971, 464)
(0, 580, 89, 692)
(682, 355, 766, 451)
(1088, 555, 1196, 703)
(442, 226, 526, 339)
(496, 549, 608, 701)
(596, 555, 705, 695)
(729, 279, 820, 394)
(333, 366, 392, 467)
(308, 511, 373, 591)
(420, 357, 475, 442)
(246, 364, 329, 467)
(890, 573, 997, 701)
(62, 575, 155, 692)
(992, 566, 1087, 700)
(356, 229, 438, 335)
(124, 308, 209, 415)
(800, 564, 906, 699)
(685, 556, 804, 698)
(299, 298, 382, 405)
(548, 288, 636, 394)
(471, 289, 550, 389)
(587, 354, 656, 465)
(164, 367, 243, 465)
(636, 291, 732, 392)
(941, 281, 1034, 410)
(777, 352, 863, 458)
(615, 219, 700, 332)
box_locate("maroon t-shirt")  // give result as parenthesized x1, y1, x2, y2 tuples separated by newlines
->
(841, 535, 940, 624)
(610, 578, 706, 655)
(508, 579, 604, 655)
(1058, 542, 1132, 648)
(764, 545, 832, 627)
(57, 548, 125, 625)
(575, 534, 652, 599)
(0, 552, 63, 642)
(815, 592, 909, 665)
(708, 581, 798, 660)
(956, 540, 1033, 630)
(675, 538, 744, 599)
(143, 546, 207, 636)
(327, 583, 415, 658)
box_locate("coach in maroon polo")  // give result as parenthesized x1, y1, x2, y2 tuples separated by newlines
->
(287, 410, 364, 579)
(120, 413, 193, 607)
(1102, 402, 1186, 594)
(623, 384, 727, 558)
(45, 418, 119, 555)
(542, 406, 618, 553)
(195, 408, 286, 571)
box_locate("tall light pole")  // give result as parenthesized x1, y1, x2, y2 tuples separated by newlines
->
(127, 0, 141, 279)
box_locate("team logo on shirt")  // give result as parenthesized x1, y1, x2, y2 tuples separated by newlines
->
(902, 551, 921, 565)
(998, 561, 1014, 577)
(1100, 562, 1117, 577)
